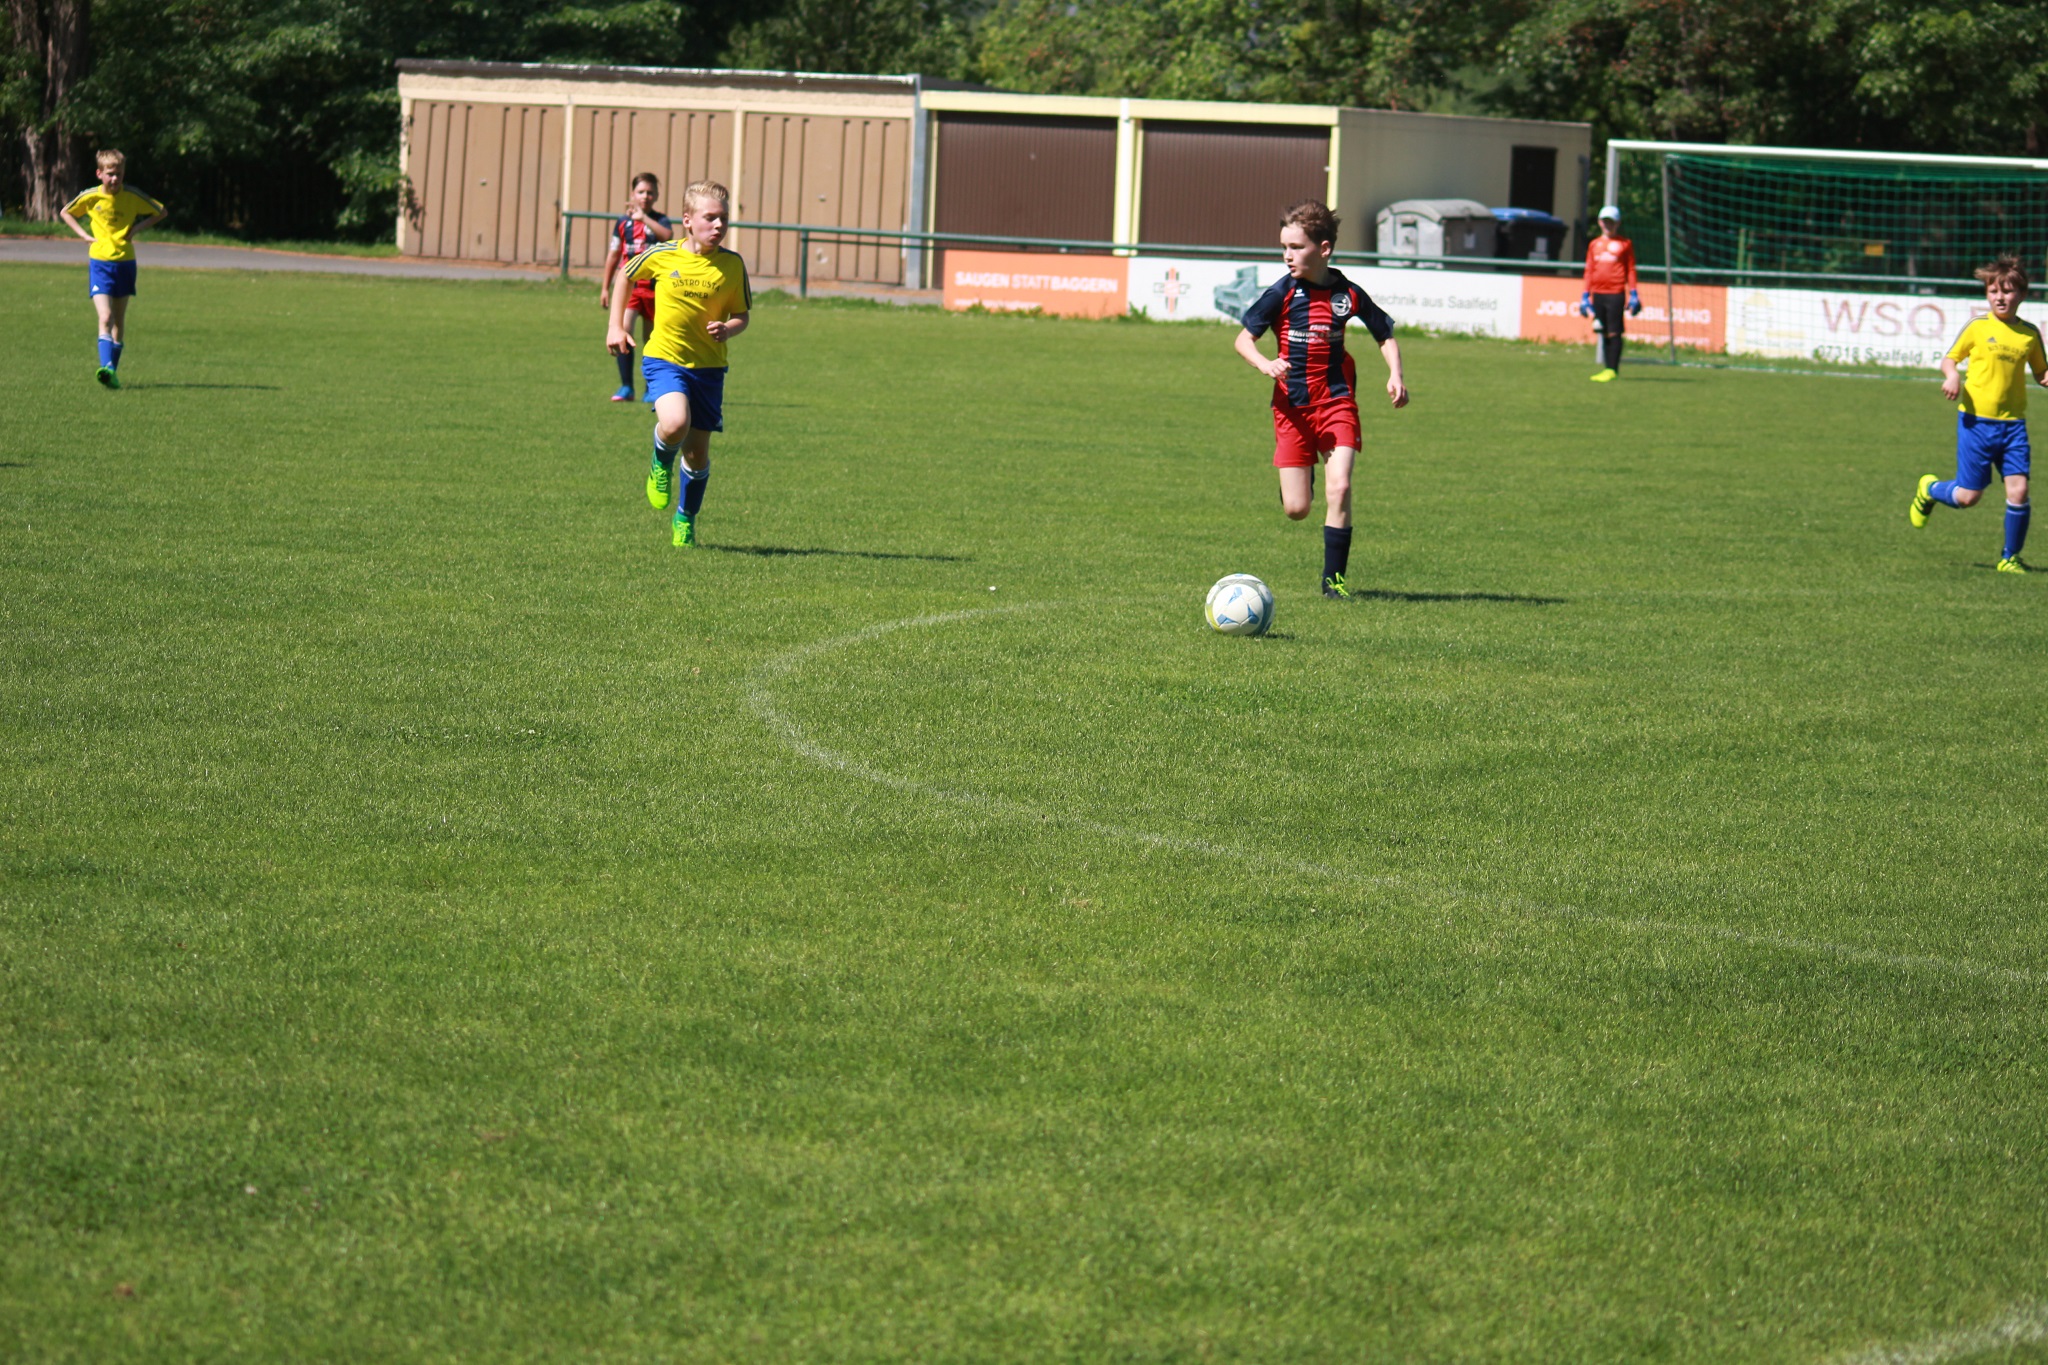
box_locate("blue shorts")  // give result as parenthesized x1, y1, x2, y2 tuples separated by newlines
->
(89, 259, 138, 298)
(1955, 413, 2031, 489)
(642, 360, 725, 432)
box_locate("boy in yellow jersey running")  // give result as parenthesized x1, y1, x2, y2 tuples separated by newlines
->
(1909, 255, 2048, 572)
(58, 149, 167, 389)
(607, 180, 751, 547)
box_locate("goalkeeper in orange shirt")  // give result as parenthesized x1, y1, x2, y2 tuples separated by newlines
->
(1579, 205, 1640, 382)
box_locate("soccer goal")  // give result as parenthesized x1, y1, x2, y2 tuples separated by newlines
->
(1605, 140, 2048, 372)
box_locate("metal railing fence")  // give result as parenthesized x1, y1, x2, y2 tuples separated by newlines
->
(556, 211, 1593, 292)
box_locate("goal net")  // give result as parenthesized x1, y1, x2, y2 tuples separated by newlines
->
(1608, 142, 2048, 371)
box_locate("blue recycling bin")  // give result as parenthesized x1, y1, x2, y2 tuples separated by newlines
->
(1492, 207, 1569, 263)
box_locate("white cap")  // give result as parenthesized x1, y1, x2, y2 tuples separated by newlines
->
(1597, 204, 1621, 222)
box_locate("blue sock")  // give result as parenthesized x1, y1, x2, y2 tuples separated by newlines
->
(652, 430, 678, 473)
(2005, 501, 2031, 559)
(1322, 525, 1352, 585)
(1929, 479, 1963, 507)
(680, 463, 710, 517)
(109, 340, 123, 369)
(614, 350, 633, 388)
(97, 337, 115, 368)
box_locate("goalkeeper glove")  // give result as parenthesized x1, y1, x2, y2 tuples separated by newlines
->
(1578, 292, 1593, 318)
(1627, 290, 1642, 316)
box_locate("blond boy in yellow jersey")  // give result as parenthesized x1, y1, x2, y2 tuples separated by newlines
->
(1909, 255, 2048, 572)
(58, 149, 166, 389)
(607, 180, 751, 547)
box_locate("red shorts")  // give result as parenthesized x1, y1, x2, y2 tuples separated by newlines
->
(1271, 395, 1362, 468)
(626, 283, 656, 322)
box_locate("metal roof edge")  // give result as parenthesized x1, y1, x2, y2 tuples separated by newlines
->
(393, 58, 988, 96)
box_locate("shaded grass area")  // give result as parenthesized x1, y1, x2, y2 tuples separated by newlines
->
(1, 220, 402, 256)
(3, 263, 2047, 1362)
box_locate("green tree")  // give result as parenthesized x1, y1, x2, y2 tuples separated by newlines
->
(971, 0, 1500, 109)
(722, 0, 975, 78)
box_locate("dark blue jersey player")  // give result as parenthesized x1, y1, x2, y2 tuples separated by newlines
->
(1234, 200, 1407, 599)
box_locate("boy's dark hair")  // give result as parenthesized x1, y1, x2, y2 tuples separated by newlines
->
(631, 172, 660, 194)
(1282, 200, 1341, 247)
(1976, 254, 2030, 291)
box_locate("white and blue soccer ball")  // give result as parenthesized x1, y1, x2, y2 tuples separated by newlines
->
(1205, 574, 1273, 636)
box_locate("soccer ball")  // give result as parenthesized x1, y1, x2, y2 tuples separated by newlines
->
(1205, 574, 1273, 636)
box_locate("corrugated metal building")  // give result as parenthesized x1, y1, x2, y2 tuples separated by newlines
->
(396, 61, 1591, 279)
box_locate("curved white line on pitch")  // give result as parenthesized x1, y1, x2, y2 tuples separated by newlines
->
(745, 608, 2045, 990)
(1836, 1301, 2048, 1364)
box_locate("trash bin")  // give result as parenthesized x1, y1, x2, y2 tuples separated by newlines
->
(1491, 207, 1569, 262)
(1375, 199, 1497, 263)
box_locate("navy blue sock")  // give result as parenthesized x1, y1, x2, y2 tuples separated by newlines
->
(680, 464, 710, 517)
(1322, 525, 1352, 585)
(652, 431, 678, 474)
(1929, 479, 1963, 507)
(97, 337, 115, 368)
(2005, 501, 2031, 559)
(615, 350, 633, 387)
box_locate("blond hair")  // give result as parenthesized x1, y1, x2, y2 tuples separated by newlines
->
(95, 149, 126, 171)
(682, 180, 730, 211)
(1976, 254, 2031, 293)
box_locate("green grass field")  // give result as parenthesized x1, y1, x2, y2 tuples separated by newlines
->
(4, 262, 2047, 1362)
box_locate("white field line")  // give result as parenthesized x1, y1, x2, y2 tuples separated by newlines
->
(744, 608, 2046, 990)
(1836, 1301, 2048, 1365)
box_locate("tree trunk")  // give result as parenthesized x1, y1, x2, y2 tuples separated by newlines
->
(7, 0, 89, 219)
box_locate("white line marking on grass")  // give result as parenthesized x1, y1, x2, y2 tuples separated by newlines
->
(745, 609, 2045, 989)
(1836, 1301, 2048, 1364)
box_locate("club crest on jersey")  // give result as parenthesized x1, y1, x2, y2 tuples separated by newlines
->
(1332, 293, 1353, 318)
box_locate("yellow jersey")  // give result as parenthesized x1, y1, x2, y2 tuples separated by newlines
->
(62, 186, 166, 262)
(623, 242, 751, 368)
(1946, 314, 2047, 421)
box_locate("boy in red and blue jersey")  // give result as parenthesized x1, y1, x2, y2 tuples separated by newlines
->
(1235, 200, 1408, 599)
(597, 172, 672, 401)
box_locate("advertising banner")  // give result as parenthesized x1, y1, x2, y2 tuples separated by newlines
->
(1520, 275, 1728, 352)
(1127, 258, 1287, 323)
(1129, 257, 1522, 337)
(1723, 288, 1976, 368)
(1344, 266, 1523, 339)
(942, 250, 1129, 318)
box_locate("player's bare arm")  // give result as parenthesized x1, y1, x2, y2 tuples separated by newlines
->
(1941, 356, 1963, 403)
(599, 244, 623, 306)
(1381, 336, 1409, 408)
(633, 206, 673, 243)
(704, 312, 749, 343)
(606, 276, 637, 354)
(59, 209, 93, 244)
(1234, 327, 1287, 380)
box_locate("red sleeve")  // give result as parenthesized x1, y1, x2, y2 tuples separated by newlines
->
(1623, 242, 1639, 291)
(1583, 241, 1599, 291)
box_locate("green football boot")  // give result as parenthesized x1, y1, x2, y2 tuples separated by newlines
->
(646, 456, 673, 510)
(671, 509, 696, 548)
(1590, 368, 1617, 383)
(95, 365, 120, 390)
(1322, 572, 1354, 600)
(1996, 555, 2031, 574)
(1909, 474, 1938, 528)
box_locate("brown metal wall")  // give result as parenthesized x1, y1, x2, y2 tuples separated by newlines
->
(1139, 121, 1331, 248)
(406, 101, 561, 262)
(742, 114, 910, 283)
(565, 107, 733, 269)
(932, 114, 1116, 245)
